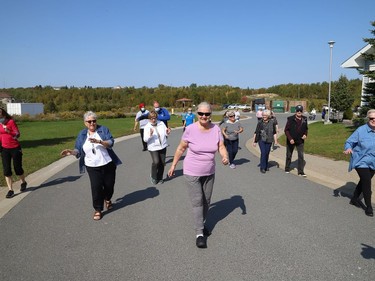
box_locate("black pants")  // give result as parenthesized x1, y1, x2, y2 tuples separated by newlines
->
(149, 148, 166, 181)
(1, 146, 24, 177)
(285, 142, 304, 173)
(86, 162, 116, 211)
(353, 168, 375, 209)
(139, 128, 147, 150)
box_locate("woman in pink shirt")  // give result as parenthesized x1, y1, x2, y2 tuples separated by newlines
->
(168, 102, 229, 249)
(0, 108, 27, 198)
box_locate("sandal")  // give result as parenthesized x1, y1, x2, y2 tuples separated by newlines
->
(105, 200, 113, 210)
(93, 211, 102, 221)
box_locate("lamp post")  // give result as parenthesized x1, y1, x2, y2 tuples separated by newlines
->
(325, 40, 335, 124)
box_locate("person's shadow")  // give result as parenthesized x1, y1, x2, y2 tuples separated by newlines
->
(205, 195, 247, 233)
(33, 176, 82, 190)
(113, 187, 159, 210)
(361, 243, 375, 259)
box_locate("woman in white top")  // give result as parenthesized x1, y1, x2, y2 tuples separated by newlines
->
(143, 110, 171, 184)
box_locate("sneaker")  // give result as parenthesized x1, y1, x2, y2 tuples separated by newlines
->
(196, 236, 207, 248)
(285, 169, 290, 174)
(158, 179, 164, 184)
(150, 175, 158, 185)
(20, 181, 27, 192)
(229, 164, 236, 169)
(298, 172, 307, 177)
(6, 190, 14, 199)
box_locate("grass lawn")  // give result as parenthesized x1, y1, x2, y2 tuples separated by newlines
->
(0, 114, 223, 187)
(278, 121, 356, 161)
(2, 116, 355, 187)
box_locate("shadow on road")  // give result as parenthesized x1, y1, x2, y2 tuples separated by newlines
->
(114, 187, 159, 209)
(333, 182, 356, 198)
(361, 243, 375, 259)
(34, 176, 82, 190)
(205, 195, 247, 232)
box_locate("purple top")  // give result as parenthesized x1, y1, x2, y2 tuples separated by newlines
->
(182, 122, 223, 176)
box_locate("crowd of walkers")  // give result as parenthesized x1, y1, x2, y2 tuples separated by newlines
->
(3, 102, 375, 249)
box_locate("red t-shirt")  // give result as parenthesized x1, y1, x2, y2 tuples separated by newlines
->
(0, 119, 21, 149)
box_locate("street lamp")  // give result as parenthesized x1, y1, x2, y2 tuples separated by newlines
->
(325, 40, 335, 124)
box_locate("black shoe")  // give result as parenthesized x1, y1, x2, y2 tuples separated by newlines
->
(196, 236, 207, 248)
(20, 182, 27, 192)
(260, 169, 266, 173)
(298, 172, 307, 177)
(142, 148, 147, 151)
(365, 207, 374, 217)
(6, 190, 14, 198)
(203, 227, 211, 237)
(349, 198, 361, 208)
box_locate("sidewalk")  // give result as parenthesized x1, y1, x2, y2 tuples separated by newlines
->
(246, 137, 375, 202)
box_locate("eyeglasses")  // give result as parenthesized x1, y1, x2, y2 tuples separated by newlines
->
(150, 117, 157, 120)
(86, 120, 97, 124)
(369, 117, 375, 121)
(197, 112, 211, 117)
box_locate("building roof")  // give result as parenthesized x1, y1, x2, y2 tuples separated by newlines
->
(0, 92, 12, 98)
(341, 44, 375, 69)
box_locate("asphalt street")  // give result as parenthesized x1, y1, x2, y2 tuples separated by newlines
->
(0, 114, 374, 281)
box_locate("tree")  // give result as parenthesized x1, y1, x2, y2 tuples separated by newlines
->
(360, 21, 375, 115)
(331, 75, 354, 112)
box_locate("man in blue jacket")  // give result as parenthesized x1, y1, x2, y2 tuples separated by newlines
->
(153, 100, 170, 128)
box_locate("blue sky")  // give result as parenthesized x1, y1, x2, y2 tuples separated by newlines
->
(0, 0, 373, 89)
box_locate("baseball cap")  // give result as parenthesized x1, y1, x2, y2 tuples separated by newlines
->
(296, 105, 303, 112)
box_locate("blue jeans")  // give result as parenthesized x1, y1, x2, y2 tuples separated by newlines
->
(258, 141, 272, 170)
(225, 139, 239, 165)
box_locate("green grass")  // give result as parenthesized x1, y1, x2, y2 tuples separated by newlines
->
(1, 114, 223, 187)
(279, 122, 355, 161)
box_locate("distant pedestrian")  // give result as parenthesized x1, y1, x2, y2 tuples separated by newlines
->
(234, 107, 241, 121)
(167, 102, 229, 249)
(256, 108, 263, 121)
(343, 109, 375, 217)
(219, 110, 229, 126)
(143, 110, 171, 185)
(134, 103, 150, 151)
(60, 111, 122, 220)
(284, 105, 308, 176)
(153, 100, 170, 128)
(221, 111, 243, 169)
(181, 108, 187, 126)
(183, 107, 196, 131)
(252, 109, 277, 173)
(0, 107, 27, 198)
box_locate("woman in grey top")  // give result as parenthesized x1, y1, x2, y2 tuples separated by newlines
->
(221, 111, 243, 169)
(252, 110, 278, 173)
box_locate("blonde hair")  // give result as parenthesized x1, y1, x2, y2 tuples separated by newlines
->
(148, 110, 158, 119)
(262, 109, 271, 117)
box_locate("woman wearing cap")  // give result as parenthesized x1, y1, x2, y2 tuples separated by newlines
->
(221, 110, 243, 169)
(168, 102, 229, 249)
(143, 110, 171, 185)
(0, 107, 27, 199)
(252, 109, 277, 173)
(61, 111, 122, 220)
(134, 103, 150, 151)
(344, 109, 375, 217)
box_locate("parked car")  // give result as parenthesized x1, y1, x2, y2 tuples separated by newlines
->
(222, 104, 230, 109)
(227, 104, 240, 109)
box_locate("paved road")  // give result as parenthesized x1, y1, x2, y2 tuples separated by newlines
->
(1, 115, 374, 281)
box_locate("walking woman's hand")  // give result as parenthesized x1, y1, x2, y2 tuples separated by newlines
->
(60, 149, 75, 157)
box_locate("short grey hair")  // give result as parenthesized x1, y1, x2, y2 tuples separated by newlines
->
(367, 109, 375, 117)
(84, 111, 97, 121)
(262, 109, 271, 117)
(197, 101, 211, 112)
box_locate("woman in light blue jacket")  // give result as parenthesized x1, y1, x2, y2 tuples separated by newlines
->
(344, 109, 375, 217)
(61, 111, 122, 221)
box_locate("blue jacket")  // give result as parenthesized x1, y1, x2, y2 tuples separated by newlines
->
(74, 125, 122, 174)
(157, 107, 170, 127)
(344, 123, 375, 171)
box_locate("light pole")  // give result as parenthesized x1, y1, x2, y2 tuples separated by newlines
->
(325, 40, 335, 124)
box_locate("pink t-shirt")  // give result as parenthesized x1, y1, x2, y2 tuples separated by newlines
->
(182, 122, 223, 176)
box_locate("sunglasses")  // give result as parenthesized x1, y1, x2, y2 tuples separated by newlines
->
(296, 110, 303, 113)
(369, 117, 375, 121)
(228, 115, 235, 117)
(197, 112, 211, 117)
(86, 120, 97, 124)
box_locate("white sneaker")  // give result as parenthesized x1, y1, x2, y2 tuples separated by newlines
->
(229, 164, 236, 169)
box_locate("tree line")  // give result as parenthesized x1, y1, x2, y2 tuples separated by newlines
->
(0, 79, 362, 114)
